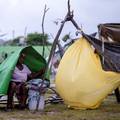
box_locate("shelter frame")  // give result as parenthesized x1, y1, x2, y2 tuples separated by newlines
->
(43, 0, 120, 104)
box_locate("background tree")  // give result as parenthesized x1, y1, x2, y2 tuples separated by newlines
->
(10, 37, 20, 45)
(26, 32, 50, 45)
(62, 32, 71, 42)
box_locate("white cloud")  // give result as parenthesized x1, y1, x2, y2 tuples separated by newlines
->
(0, 0, 120, 40)
(8, 0, 19, 7)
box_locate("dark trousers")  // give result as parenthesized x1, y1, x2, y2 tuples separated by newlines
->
(115, 88, 120, 103)
(7, 81, 28, 109)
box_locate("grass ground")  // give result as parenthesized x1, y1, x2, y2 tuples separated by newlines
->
(0, 95, 120, 120)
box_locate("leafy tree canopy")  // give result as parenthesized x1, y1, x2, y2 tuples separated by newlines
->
(26, 32, 51, 45)
(62, 33, 71, 42)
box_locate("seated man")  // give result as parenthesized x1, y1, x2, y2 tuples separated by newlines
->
(6, 53, 45, 110)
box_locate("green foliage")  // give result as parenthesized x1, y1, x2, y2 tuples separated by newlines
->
(4, 32, 51, 46)
(62, 33, 71, 42)
(10, 37, 20, 45)
(26, 32, 50, 45)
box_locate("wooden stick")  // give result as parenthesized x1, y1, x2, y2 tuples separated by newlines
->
(36, 0, 83, 111)
(41, 4, 49, 57)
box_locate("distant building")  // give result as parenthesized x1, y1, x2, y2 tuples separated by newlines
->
(19, 36, 26, 46)
(6, 36, 27, 46)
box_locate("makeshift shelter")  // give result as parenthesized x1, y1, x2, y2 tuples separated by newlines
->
(83, 33, 120, 72)
(39, 0, 120, 109)
(47, 2, 120, 108)
(97, 23, 120, 102)
(56, 36, 120, 109)
(0, 46, 47, 95)
(98, 23, 120, 42)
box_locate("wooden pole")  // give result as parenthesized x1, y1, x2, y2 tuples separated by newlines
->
(41, 4, 49, 57)
(36, 0, 71, 111)
(36, 0, 83, 111)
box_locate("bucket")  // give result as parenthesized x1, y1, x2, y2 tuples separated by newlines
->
(28, 89, 45, 111)
(27, 79, 49, 111)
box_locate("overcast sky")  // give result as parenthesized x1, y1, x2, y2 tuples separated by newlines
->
(0, 0, 120, 41)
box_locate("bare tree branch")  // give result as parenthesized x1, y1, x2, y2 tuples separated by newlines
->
(68, 0, 70, 14)
(46, 0, 84, 77)
(36, 0, 85, 112)
(46, 0, 82, 71)
(71, 18, 83, 33)
(42, 4, 49, 57)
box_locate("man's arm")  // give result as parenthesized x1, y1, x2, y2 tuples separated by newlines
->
(28, 68, 45, 80)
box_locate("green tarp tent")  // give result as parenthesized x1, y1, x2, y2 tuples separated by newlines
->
(0, 46, 47, 95)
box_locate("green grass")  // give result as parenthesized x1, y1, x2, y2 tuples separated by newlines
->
(0, 95, 120, 120)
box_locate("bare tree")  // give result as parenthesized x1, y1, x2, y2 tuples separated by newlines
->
(46, 0, 83, 71)
(41, 4, 49, 57)
(36, 0, 83, 111)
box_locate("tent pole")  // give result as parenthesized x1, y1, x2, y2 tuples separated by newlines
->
(36, 0, 84, 111)
(45, 0, 83, 75)
(46, 15, 67, 72)
(71, 18, 83, 34)
(41, 5, 49, 58)
(36, 0, 71, 111)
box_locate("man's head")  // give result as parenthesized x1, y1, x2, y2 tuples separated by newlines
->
(18, 53, 26, 64)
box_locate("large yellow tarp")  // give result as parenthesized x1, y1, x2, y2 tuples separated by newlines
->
(55, 37, 120, 109)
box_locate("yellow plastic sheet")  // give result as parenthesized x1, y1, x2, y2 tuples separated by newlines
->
(55, 37, 120, 109)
